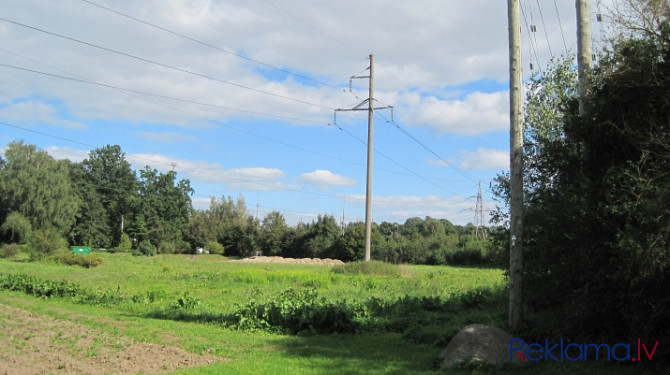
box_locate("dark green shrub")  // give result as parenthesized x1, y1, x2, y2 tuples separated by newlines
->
(175, 240, 192, 254)
(118, 233, 132, 251)
(0, 243, 20, 259)
(133, 240, 156, 256)
(1, 212, 32, 244)
(447, 248, 485, 266)
(27, 228, 68, 260)
(205, 240, 224, 255)
(426, 248, 449, 265)
(158, 241, 176, 254)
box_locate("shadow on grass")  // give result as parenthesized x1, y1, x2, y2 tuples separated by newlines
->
(269, 332, 443, 375)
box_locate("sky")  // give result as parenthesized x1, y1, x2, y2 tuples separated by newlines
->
(0, 0, 615, 226)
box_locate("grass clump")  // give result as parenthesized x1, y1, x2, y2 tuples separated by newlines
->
(331, 260, 402, 276)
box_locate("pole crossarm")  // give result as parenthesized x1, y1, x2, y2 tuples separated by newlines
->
(334, 101, 393, 126)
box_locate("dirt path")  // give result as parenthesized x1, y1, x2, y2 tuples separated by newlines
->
(0, 303, 222, 375)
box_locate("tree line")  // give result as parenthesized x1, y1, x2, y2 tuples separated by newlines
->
(0, 140, 494, 264)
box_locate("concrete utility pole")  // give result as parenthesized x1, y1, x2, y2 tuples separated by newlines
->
(508, 0, 524, 330)
(576, 0, 592, 163)
(364, 54, 375, 262)
(335, 54, 391, 261)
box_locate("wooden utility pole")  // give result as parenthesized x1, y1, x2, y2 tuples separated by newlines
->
(335, 54, 392, 262)
(576, 0, 592, 163)
(508, 0, 524, 329)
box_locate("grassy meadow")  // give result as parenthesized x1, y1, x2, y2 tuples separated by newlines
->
(0, 253, 649, 374)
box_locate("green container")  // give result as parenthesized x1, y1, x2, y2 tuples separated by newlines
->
(71, 246, 91, 254)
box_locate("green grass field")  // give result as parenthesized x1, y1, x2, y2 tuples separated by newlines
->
(0, 253, 650, 374)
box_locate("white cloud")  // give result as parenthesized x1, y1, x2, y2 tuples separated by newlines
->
(127, 153, 287, 190)
(135, 131, 197, 144)
(460, 148, 509, 170)
(402, 91, 508, 135)
(0, 100, 87, 130)
(298, 169, 356, 190)
(45, 146, 89, 163)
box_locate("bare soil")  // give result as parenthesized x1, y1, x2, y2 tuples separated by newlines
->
(236, 256, 344, 265)
(0, 303, 223, 375)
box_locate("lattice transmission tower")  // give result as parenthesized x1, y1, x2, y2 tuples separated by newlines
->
(474, 181, 487, 239)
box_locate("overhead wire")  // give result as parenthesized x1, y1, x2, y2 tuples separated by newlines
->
(0, 48, 457, 197)
(1, 4, 488, 223)
(0, 120, 447, 220)
(0, 17, 333, 110)
(373, 108, 479, 185)
(91, 0, 474, 197)
(535, 0, 554, 57)
(0, 62, 325, 126)
(520, 1, 543, 75)
(79, 0, 345, 91)
(553, 0, 569, 53)
(0, 60, 451, 187)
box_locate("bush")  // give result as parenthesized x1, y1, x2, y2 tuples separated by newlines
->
(158, 241, 176, 254)
(47, 250, 103, 268)
(447, 248, 486, 266)
(205, 240, 225, 255)
(27, 228, 68, 260)
(0, 243, 20, 259)
(426, 248, 449, 265)
(175, 240, 192, 254)
(133, 240, 156, 256)
(230, 288, 358, 334)
(1, 212, 32, 244)
(118, 233, 132, 251)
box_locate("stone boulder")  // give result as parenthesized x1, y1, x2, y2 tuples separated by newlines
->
(441, 324, 523, 367)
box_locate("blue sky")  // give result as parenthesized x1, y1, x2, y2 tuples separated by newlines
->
(0, 0, 613, 225)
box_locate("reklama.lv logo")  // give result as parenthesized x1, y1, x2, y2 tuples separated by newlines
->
(510, 338, 659, 362)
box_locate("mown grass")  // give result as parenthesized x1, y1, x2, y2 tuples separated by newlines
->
(0, 252, 653, 374)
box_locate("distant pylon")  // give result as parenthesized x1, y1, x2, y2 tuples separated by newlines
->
(474, 181, 487, 239)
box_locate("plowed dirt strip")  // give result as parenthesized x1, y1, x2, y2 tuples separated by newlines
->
(0, 303, 221, 375)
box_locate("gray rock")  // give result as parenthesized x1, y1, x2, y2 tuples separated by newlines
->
(441, 324, 524, 367)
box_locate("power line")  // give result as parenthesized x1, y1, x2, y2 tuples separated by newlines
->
(79, 0, 345, 91)
(535, 0, 554, 57)
(0, 49, 459, 191)
(553, 0, 569, 53)
(520, 1, 543, 74)
(0, 62, 325, 126)
(0, 17, 333, 110)
(259, 0, 364, 57)
(371, 107, 479, 185)
(0, 120, 337, 201)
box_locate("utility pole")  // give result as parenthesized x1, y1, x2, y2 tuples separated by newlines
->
(576, 0, 592, 164)
(335, 54, 391, 261)
(508, 0, 524, 329)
